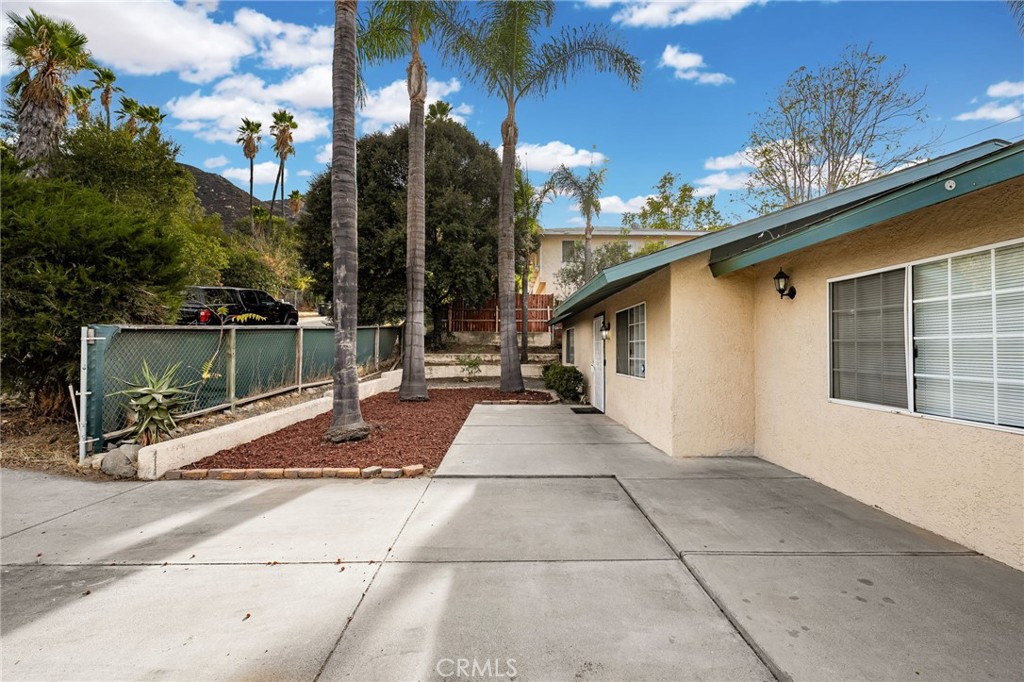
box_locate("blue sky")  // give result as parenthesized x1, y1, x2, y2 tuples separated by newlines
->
(3, 1, 1022, 227)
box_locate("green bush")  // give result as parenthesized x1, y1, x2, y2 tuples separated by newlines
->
(543, 363, 585, 402)
(0, 171, 186, 416)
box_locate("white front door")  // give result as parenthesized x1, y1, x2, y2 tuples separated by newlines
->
(592, 316, 605, 412)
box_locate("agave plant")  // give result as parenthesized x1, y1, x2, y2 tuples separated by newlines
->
(114, 360, 194, 446)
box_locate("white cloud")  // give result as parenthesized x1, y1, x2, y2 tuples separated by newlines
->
(598, 194, 652, 214)
(658, 45, 733, 86)
(359, 77, 471, 133)
(599, 0, 762, 27)
(297, 169, 313, 178)
(166, 80, 330, 145)
(203, 155, 229, 169)
(3, 0, 252, 83)
(316, 142, 333, 164)
(694, 170, 751, 197)
(506, 141, 607, 172)
(223, 161, 284, 186)
(232, 8, 333, 70)
(704, 150, 754, 170)
(954, 101, 1022, 122)
(987, 81, 1024, 99)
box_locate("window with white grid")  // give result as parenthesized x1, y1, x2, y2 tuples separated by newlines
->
(564, 328, 575, 365)
(615, 303, 646, 378)
(912, 243, 1023, 428)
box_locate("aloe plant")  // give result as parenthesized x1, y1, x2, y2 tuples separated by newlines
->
(115, 360, 194, 446)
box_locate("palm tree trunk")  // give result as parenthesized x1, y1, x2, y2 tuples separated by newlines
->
(248, 157, 255, 234)
(280, 158, 287, 220)
(519, 254, 529, 363)
(268, 162, 283, 227)
(324, 0, 369, 443)
(583, 214, 594, 282)
(498, 111, 524, 392)
(399, 35, 428, 401)
(16, 98, 62, 178)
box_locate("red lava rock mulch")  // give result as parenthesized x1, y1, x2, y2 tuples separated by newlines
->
(185, 388, 552, 471)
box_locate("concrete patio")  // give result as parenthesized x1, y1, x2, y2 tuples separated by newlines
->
(2, 404, 1021, 681)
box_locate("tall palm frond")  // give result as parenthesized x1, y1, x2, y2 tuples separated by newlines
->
(435, 0, 640, 391)
(236, 117, 263, 234)
(89, 66, 122, 127)
(4, 9, 93, 175)
(67, 84, 93, 123)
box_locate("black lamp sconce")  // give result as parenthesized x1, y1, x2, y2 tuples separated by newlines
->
(600, 320, 611, 340)
(773, 268, 797, 300)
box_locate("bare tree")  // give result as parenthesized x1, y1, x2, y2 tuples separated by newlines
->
(745, 45, 930, 213)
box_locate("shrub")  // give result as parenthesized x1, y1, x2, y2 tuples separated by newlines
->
(0, 172, 186, 416)
(543, 363, 585, 402)
(456, 354, 483, 382)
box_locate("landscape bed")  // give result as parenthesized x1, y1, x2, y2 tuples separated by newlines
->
(184, 388, 552, 472)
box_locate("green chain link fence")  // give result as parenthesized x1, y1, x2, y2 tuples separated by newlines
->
(81, 324, 400, 453)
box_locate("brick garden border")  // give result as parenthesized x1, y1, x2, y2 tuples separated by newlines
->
(164, 463, 425, 481)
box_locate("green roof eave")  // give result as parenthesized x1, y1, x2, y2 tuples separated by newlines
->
(708, 142, 1024, 277)
(548, 139, 1018, 327)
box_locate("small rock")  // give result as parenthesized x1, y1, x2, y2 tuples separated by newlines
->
(402, 464, 425, 478)
(296, 468, 323, 478)
(164, 470, 183, 480)
(338, 468, 361, 478)
(381, 468, 403, 479)
(100, 448, 137, 479)
(259, 469, 285, 479)
(361, 466, 382, 478)
(181, 469, 208, 480)
(121, 444, 142, 465)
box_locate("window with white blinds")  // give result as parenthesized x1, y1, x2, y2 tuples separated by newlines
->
(828, 240, 1023, 430)
(911, 243, 1024, 428)
(830, 270, 908, 408)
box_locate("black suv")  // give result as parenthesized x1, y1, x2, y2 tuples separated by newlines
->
(177, 286, 299, 326)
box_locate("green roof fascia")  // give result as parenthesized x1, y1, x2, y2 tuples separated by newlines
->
(548, 227, 744, 325)
(548, 139, 1015, 327)
(709, 142, 1024, 278)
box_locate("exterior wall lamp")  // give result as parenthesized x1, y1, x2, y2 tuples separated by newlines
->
(600, 320, 611, 340)
(773, 269, 797, 299)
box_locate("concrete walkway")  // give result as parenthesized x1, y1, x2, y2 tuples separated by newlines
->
(2, 404, 1021, 681)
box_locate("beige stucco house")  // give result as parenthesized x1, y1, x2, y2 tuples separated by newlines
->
(532, 226, 701, 299)
(549, 140, 1024, 570)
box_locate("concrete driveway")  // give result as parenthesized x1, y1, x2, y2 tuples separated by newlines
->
(2, 404, 1021, 681)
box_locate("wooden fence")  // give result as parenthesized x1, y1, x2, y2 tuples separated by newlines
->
(449, 294, 555, 333)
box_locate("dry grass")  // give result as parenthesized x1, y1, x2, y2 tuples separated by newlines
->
(0, 406, 97, 478)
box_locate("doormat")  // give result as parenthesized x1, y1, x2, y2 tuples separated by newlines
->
(571, 406, 603, 414)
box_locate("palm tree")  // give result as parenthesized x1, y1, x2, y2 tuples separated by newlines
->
(324, 0, 370, 444)
(425, 99, 453, 123)
(67, 84, 93, 123)
(1010, 1, 1024, 33)
(268, 108, 297, 222)
(444, 0, 641, 391)
(550, 160, 607, 282)
(362, 0, 454, 402)
(288, 189, 304, 215)
(514, 168, 553, 362)
(90, 67, 122, 127)
(236, 117, 263, 234)
(137, 104, 166, 136)
(116, 95, 140, 136)
(4, 9, 92, 177)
